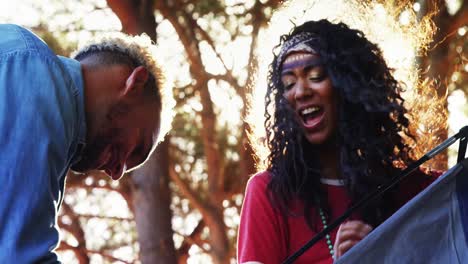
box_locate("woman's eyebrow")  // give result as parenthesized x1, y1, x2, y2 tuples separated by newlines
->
(281, 57, 322, 74)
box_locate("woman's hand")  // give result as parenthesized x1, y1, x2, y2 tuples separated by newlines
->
(333, 220, 373, 260)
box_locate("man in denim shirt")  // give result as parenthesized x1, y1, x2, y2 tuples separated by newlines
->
(0, 24, 170, 262)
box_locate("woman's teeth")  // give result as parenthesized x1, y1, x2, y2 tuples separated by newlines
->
(301, 106, 320, 116)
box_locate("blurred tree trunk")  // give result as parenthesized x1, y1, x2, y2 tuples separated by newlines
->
(107, 0, 157, 39)
(132, 140, 176, 263)
(107, 0, 176, 263)
(157, 1, 279, 262)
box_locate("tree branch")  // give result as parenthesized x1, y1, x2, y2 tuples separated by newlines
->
(190, 19, 241, 91)
(168, 163, 210, 217)
(58, 242, 133, 264)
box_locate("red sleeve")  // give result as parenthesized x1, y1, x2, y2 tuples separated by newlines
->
(394, 168, 443, 208)
(237, 172, 288, 263)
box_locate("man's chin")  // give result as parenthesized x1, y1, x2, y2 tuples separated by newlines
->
(70, 157, 102, 174)
(70, 160, 103, 175)
(105, 164, 127, 180)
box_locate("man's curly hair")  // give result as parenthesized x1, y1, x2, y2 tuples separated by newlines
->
(265, 19, 416, 229)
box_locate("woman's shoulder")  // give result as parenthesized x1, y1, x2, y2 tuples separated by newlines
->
(245, 170, 273, 192)
(408, 167, 444, 187)
(394, 167, 444, 207)
(418, 167, 444, 178)
(242, 171, 280, 216)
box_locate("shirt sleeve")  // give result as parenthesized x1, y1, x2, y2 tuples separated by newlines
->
(0, 51, 75, 263)
(394, 168, 443, 209)
(237, 173, 289, 264)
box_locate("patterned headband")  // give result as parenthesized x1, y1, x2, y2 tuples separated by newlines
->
(275, 32, 319, 74)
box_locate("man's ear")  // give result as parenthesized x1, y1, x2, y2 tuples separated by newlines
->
(123, 66, 149, 97)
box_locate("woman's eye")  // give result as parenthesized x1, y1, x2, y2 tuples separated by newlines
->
(282, 79, 295, 90)
(308, 70, 325, 81)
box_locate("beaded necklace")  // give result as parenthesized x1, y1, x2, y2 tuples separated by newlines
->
(319, 178, 344, 260)
(319, 208, 335, 259)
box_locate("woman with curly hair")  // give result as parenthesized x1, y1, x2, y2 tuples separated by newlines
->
(237, 19, 440, 263)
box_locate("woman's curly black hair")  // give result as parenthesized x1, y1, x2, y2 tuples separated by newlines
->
(264, 19, 416, 229)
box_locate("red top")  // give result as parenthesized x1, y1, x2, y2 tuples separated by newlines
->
(237, 169, 440, 264)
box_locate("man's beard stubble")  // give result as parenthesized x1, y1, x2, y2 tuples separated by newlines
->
(70, 133, 113, 173)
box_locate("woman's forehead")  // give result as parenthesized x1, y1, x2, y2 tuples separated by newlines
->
(281, 52, 321, 73)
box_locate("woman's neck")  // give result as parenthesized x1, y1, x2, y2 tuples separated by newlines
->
(317, 145, 340, 180)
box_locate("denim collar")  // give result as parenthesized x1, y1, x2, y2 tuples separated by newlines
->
(58, 56, 87, 161)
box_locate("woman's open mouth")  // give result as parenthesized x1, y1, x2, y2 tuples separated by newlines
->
(299, 105, 324, 130)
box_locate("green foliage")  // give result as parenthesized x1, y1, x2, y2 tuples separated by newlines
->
(34, 25, 76, 56)
(192, 0, 225, 16)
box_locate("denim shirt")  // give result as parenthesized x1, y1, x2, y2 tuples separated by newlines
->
(0, 24, 86, 263)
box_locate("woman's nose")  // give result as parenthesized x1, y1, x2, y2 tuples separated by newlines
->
(294, 78, 311, 101)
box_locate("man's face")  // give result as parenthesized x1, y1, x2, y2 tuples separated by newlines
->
(72, 100, 160, 180)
